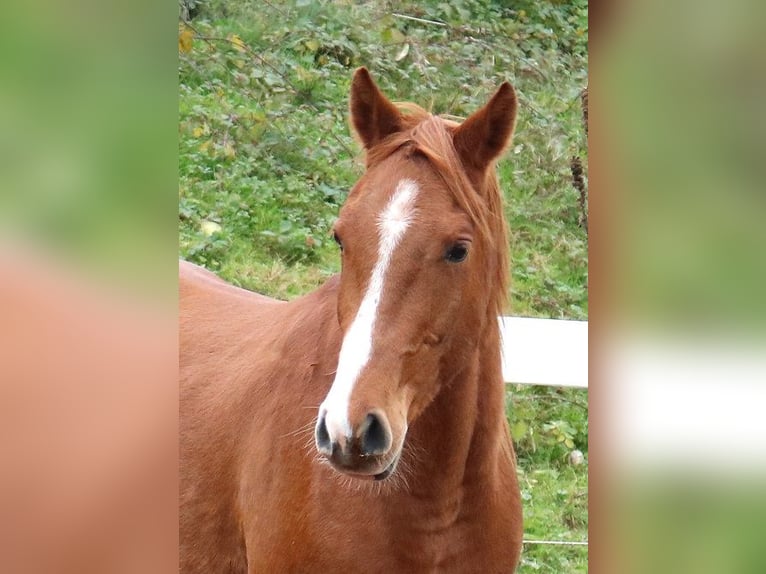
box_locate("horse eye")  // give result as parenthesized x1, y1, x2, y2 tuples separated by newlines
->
(333, 231, 343, 251)
(445, 243, 468, 263)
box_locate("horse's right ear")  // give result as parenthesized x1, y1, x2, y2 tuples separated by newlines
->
(349, 68, 403, 150)
(453, 82, 518, 176)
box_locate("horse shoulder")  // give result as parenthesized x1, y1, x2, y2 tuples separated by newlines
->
(180, 271, 344, 574)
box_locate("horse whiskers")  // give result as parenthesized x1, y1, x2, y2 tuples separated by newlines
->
(303, 437, 320, 457)
(313, 449, 419, 497)
(278, 421, 314, 439)
(287, 423, 418, 497)
(281, 418, 426, 496)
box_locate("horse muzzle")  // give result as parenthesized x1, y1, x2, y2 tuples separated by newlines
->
(315, 409, 401, 480)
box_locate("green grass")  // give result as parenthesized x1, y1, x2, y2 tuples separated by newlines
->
(179, 1, 588, 571)
(511, 385, 588, 572)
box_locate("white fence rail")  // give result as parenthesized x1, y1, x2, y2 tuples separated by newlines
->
(499, 317, 588, 388)
(501, 316, 589, 551)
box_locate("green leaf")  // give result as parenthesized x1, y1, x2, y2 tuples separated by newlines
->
(511, 421, 528, 441)
(395, 43, 410, 62)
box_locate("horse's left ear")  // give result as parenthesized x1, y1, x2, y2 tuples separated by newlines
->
(453, 82, 518, 175)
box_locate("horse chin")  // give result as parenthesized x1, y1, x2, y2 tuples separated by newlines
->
(373, 451, 400, 481)
(334, 449, 401, 482)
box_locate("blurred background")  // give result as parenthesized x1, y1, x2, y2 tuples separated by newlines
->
(0, 2, 178, 573)
(594, 0, 766, 572)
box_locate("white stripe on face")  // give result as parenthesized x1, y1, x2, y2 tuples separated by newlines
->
(320, 179, 419, 441)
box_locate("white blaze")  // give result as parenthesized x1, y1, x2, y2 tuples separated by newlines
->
(320, 179, 419, 440)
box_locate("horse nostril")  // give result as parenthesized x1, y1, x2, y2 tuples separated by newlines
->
(359, 411, 392, 456)
(315, 413, 332, 455)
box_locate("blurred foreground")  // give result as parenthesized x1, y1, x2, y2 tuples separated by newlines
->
(1, 1, 177, 573)
(595, 0, 766, 571)
(0, 247, 177, 573)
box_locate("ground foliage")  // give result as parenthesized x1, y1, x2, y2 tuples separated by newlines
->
(179, 1, 588, 571)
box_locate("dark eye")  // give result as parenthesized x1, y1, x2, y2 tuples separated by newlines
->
(445, 243, 468, 263)
(333, 231, 343, 252)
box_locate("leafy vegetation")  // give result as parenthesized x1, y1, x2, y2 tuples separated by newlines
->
(179, 1, 588, 571)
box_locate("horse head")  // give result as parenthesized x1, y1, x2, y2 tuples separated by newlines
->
(315, 68, 517, 481)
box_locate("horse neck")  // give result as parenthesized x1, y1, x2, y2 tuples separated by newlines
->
(404, 311, 509, 497)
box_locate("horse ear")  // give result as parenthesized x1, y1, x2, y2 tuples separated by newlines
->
(453, 82, 518, 174)
(349, 67, 403, 150)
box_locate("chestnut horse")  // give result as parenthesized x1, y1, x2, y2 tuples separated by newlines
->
(180, 68, 522, 573)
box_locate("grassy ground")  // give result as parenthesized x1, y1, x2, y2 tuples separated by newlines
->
(179, 1, 588, 571)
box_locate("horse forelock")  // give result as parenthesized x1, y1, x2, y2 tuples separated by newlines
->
(364, 107, 510, 317)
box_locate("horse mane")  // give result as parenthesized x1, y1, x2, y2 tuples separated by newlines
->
(364, 103, 510, 318)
